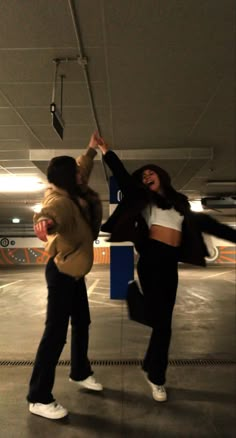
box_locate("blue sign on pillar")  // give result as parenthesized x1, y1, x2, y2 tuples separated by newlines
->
(109, 176, 134, 299)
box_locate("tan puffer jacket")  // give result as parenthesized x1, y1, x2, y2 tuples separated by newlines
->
(34, 148, 102, 278)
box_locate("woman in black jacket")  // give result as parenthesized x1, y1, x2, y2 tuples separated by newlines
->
(96, 135, 236, 403)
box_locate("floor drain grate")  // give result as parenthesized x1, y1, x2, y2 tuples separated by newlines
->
(0, 359, 235, 367)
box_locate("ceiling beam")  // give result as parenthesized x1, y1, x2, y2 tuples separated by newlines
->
(29, 147, 213, 161)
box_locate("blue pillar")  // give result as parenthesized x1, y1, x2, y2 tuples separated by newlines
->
(109, 176, 134, 299)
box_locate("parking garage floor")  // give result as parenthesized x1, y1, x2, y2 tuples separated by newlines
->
(0, 264, 235, 437)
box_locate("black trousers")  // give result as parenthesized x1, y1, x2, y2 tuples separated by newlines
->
(137, 239, 179, 385)
(27, 258, 92, 404)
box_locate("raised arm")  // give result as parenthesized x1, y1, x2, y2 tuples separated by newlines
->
(76, 132, 98, 184)
(193, 212, 236, 243)
(95, 135, 142, 198)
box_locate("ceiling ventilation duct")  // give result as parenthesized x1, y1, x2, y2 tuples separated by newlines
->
(201, 196, 236, 209)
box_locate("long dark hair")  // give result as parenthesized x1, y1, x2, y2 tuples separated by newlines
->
(47, 155, 102, 238)
(47, 155, 79, 196)
(132, 164, 190, 215)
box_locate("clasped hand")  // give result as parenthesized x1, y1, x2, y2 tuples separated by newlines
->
(34, 219, 54, 242)
(88, 131, 108, 152)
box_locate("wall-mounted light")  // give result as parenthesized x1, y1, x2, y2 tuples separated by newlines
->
(190, 200, 203, 212)
(12, 218, 21, 224)
(0, 176, 45, 193)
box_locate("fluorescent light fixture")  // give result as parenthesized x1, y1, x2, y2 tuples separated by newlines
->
(0, 176, 46, 193)
(12, 218, 20, 223)
(190, 200, 203, 212)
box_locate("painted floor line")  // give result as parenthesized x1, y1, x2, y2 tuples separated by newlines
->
(202, 270, 235, 279)
(0, 280, 23, 289)
(87, 279, 100, 296)
(89, 291, 109, 296)
(189, 292, 209, 301)
(93, 286, 110, 289)
(89, 299, 118, 306)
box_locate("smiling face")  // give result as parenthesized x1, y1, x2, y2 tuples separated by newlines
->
(142, 169, 162, 193)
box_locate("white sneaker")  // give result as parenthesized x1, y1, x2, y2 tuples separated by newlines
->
(69, 375, 103, 391)
(29, 401, 68, 419)
(146, 378, 167, 402)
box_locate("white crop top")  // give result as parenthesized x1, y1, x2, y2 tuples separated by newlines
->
(142, 205, 184, 231)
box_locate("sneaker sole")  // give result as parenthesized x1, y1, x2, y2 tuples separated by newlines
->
(29, 405, 68, 420)
(69, 378, 103, 391)
(152, 394, 167, 402)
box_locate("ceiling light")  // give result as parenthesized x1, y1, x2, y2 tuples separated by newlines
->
(0, 176, 46, 192)
(190, 200, 203, 212)
(31, 203, 42, 213)
(12, 218, 20, 224)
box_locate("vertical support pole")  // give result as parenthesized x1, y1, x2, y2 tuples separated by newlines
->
(109, 176, 134, 299)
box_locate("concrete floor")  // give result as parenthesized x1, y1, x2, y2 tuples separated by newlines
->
(0, 264, 235, 437)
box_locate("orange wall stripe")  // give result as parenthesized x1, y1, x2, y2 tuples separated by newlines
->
(0, 249, 14, 264)
(24, 248, 30, 264)
(217, 255, 236, 262)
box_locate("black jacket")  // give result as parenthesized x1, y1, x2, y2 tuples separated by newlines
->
(101, 150, 236, 266)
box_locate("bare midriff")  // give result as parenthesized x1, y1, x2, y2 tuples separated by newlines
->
(149, 224, 182, 247)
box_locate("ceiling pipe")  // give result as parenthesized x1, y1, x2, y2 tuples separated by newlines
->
(67, 0, 109, 184)
(67, 0, 100, 131)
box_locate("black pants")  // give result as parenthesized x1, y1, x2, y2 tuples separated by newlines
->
(27, 258, 92, 404)
(137, 239, 179, 385)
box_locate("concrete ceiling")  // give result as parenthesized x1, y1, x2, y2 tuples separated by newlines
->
(0, 0, 235, 230)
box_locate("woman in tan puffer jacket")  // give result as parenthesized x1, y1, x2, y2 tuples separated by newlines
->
(33, 143, 102, 278)
(27, 133, 103, 420)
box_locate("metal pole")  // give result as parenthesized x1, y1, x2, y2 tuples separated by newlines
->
(67, 0, 109, 183)
(60, 75, 65, 116)
(51, 60, 59, 104)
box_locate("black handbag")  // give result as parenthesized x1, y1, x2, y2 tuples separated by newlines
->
(126, 281, 152, 327)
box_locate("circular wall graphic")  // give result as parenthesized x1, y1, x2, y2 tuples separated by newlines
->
(0, 238, 9, 247)
(205, 246, 219, 262)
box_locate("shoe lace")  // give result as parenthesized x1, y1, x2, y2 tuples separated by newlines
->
(157, 386, 165, 393)
(51, 402, 62, 410)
